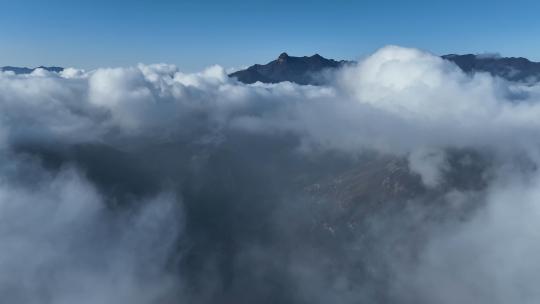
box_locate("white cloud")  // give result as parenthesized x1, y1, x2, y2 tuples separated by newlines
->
(0, 162, 182, 303)
(4, 45, 540, 303)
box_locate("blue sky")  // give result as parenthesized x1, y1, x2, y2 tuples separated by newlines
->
(1, 0, 540, 71)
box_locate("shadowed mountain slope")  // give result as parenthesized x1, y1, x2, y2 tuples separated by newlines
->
(229, 52, 350, 85)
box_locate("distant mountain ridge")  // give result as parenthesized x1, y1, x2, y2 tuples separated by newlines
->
(229, 52, 351, 85)
(4, 52, 540, 84)
(1, 66, 64, 74)
(230, 52, 540, 85)
(442, 54, 540, 82)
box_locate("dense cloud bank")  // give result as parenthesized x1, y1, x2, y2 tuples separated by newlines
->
(3, 46, 540, 303)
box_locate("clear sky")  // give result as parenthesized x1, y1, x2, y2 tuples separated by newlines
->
(2, 0, 540, 71)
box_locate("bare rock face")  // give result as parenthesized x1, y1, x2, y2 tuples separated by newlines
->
(305, 157, 423, 208)
(301, 149, 492, 243)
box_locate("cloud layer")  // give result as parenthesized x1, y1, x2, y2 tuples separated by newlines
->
(3, 46, 540, 303)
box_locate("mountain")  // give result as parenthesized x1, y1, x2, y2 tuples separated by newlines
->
(442, 54, 540, 82)
(1, 66, 64, 74)
(231, 52, 540, 85)
(229, 52, 350, 85)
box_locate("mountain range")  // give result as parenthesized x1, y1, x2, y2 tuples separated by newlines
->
(4, 52, 540, 85)
(1, 66, 64, 74)
(230, 52, 540, 85)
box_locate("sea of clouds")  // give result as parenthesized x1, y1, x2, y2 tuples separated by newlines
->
(3, 46, 540, 303)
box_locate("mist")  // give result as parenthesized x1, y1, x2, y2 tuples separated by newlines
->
(2, 46, 540, 303)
